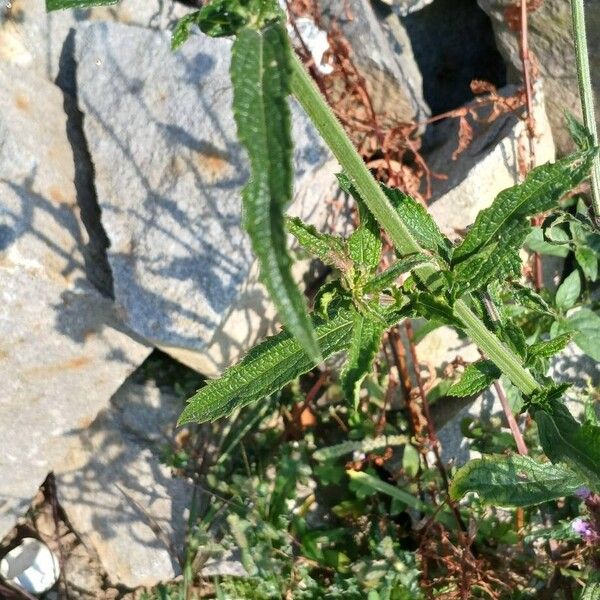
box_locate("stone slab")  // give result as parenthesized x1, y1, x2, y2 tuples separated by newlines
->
(75, 21, 343, 376)
(477, 0, 600, 154)
(56, 381, 193, 588)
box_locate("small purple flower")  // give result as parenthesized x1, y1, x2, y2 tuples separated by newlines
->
(575, 486, 592, 500)
(572, 517, 593, 540)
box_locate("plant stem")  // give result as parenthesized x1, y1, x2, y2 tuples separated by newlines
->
(289, 51, 540, 397)
(571, 0, 600, 225)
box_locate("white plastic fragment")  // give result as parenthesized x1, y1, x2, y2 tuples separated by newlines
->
(291, 18, 334, 75)
(0, 537, 60, 595)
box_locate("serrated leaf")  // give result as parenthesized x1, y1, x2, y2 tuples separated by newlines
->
(363, 253, 432, 294)
(453, 149, 598, 265)
(179, 310, 355, 424)
(46, 0, 115, 9)
(171, 12, 203, 50)
(566, 308, 600, 361)
(347, 201, 383, 273)
(231, 24, 320, 360)
(576, 246, 598, 281)
(382, 186, 452, 264)
(450, 455, 586, 507)
(286, 217, 349, 269)
(453, 232, 523, 294)
(533, 400, 600, 490)
(527, 333, 573, 360)
(448, 360, 501, 397)
(565, 111, 595, 151)
(555, 270, 582, 311)
(340, 311, 386, 409)
(414, 293, 463, 329)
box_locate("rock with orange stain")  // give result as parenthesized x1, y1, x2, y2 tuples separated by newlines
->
(0, 65, 151, 542)
(75, 22, 345, 377)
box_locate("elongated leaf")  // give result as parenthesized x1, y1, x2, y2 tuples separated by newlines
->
(448, 360, 501, 397)
(363, 253, 432, 294)
(581, 571, 600, 600)
(286, 217, 349, 269)
(565, 112, 595, 151)
(527, 333, 573, 360)
(453, 149, 597, 264)
(555, 270, 581, 311)
(46, 0, 115, 9)
(232, 24, 320, 360)
(179, 310, 355, 424)
(340, 311, 386, 409)
(347, 470, 425, 511)
(450, 455, 586, 507)
(171, 12, 203, 50)
(414, 293, 463, 329)
(313, 435, 407, 462)
(534, 400, 600, 490)
(383, 186, 453, 264)
(525, 228, 570, 258)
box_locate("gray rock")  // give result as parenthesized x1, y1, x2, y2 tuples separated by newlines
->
(56, 381, 193, 588)
(477, 0, 600, 155)
(0, 64, 150, 540)
(75, 21, 343, 376)
(320, 0, 429, 122)
(425, 85, 555, 234)
(0, 0, 194, 84)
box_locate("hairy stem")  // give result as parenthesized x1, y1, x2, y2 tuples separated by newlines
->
(571, 0, 600, 224)
(289, 51, 540, 397)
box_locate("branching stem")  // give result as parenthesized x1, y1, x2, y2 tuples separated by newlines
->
(289, 51, 540, 397)
(571, 0, 600, 225)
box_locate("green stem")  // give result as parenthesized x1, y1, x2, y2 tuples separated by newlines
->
(571, 0, 600, 224)
(289, 52, 539, 397)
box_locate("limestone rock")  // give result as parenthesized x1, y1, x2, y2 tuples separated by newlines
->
(75, 21, 343, 377)
(425, 85, 555, 234)
(0, 64, 150, 540)
(320, 0, 429, 122)
(56, 381, 193, 588)
(0, 0, 193, 84)
(477, 0, 600, 154)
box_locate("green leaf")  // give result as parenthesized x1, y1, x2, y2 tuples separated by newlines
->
(581, 570, 600, 600)
(286, 217, 349, 269)
(347, 201, 383, 273)
(555, 270, 582, 311)
(525, 228, 570, 257)
(347, 470, 425, 511)
(171, 11, 202, 50)
(450, 454, 586, 507)
(414, 293, 463, 329)
(382, 186, 452, 264)
(340, 311, 386, 409)
(179, 310, 355, 424)
(566, 308, 600, 361)
(576, 246, 598, 281)
(448, 360, 501, 397)
(565, 111, 595, 151)
(527, 333, 573, 360)
(313, 435, 407, 461)
(46, 0, 115, 10)
(402, 444, 420, 478)
(533, 400, 600, 490)
(189, 0, 281, 38)
(46, 0, 118, 12)
(453, 149, 597, 265)
(231, 24, 320, 360)
(363, 253, 433, 294)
